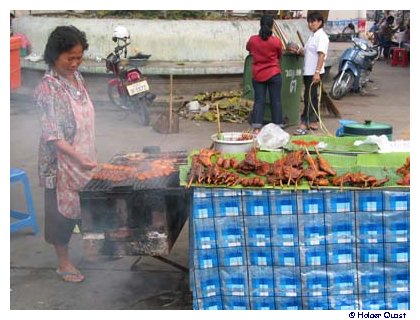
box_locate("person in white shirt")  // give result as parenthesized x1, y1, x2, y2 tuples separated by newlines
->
(291, 11, 329, 135)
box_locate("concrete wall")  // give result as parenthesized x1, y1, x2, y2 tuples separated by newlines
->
(13, 16, 260, 62)
(328, 10, 366, 20)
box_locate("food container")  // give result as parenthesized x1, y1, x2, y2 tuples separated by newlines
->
(343, 120, 393, 140)
(211, 132, 256, 153)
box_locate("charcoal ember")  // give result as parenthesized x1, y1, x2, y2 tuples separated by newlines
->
(106, 227, 134, 240)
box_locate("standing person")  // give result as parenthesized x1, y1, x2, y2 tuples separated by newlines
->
(246, 14, 284, 134)
(292, 11, 329, 135)
(378, 16, 399, 58)
(34, 25, 97, 283)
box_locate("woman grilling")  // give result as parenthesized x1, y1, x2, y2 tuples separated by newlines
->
(34, 26, 97, 282)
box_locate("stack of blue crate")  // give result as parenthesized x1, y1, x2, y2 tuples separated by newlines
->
(190, 187, 410, 310)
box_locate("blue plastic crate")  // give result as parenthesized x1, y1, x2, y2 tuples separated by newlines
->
(243, 192, 270, 216)
(325, 212, 355, 244)
(212, 188, 242, 198)
(325, 190, 354, 213)
(356, 191, 383, 212)
(192, 197, 214, 219)
(385, 263, 409, 293)
(299, 214, 326, 246)
(271, 215, 299, 246)
(385, 243, 410, 263)
(215, 216, 245, 248)
(193, 187, 213, 198)
(269, 190, 297, 215)
(327, 244, 355, 264)
(274, 266, 302, 297)
(275, 296, 302, 310)
(193, 218, 217, 250)
(244, 216, 272, 247)
(356, 212, 384, 244)
(384, 211, 409, 243)
(196, 295, 224, 310)
(222, 295, 250, 310)
(250, 296, 276, 310)
(329, 294, 357, 310)
(218, 246, 246, 267)
(193, 268, 221, 298)
(297, 190, 325, 214)
(358, 264, 385, 294)
(194, 248, 219, 269)
(357, 243, 385, 263)
(249, 266, 274, 297)
(359, 293, 386, 310)
(273, 246, 300, 267)
(384, 191, 410, 211)
(219, 266, 249, 297)
(213, 196, 243, 217)
(300, 245, 327, 266)
(386, 292, 410, 310)
(247, 246, 273, 266)
(302, 295, 329, 310)
(327, 264, 357, 295)
(301, 266, 328, 297)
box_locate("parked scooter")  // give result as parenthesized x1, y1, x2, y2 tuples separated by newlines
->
(330, 36, 380, 100)
(105, 26, 156, 126)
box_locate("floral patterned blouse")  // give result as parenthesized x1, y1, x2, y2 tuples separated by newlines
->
(34, 69, 96, 219)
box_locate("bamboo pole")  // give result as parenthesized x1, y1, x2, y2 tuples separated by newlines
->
(169, 74, 173, 133)
(216, 103, 222, 140)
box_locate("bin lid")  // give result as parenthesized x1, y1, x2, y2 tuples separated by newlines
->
(343, 120, 393, 136)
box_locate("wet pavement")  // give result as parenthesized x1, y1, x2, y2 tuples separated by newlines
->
(9, 57, 409, 310)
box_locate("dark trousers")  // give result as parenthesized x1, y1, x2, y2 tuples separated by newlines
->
(251, 73, 282, 128)
(44, 188, 81, 246)
(301, 75, 324, 125)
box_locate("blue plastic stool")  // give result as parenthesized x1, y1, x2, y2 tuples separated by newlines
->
(10, 168, 39, 235)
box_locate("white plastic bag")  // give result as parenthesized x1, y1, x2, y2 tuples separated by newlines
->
(256, 123, 290, 150)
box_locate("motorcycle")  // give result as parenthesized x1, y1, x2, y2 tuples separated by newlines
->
(330, 36, 380, 100)
(105, 26, 156, 126)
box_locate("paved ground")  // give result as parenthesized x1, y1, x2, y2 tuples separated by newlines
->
(9, 57, 409, 310)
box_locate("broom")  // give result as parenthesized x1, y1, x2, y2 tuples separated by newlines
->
(296, 30, 341, 118)
(321, 89, 341, 117)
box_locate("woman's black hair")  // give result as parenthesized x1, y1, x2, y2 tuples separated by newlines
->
(44, 25, 89, 67)
(307, 11, 325, 28)
(259, 14, 274, 40)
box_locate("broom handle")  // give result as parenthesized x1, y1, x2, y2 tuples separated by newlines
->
(297, 30, 305, 47)
(169, 74, 173, 133)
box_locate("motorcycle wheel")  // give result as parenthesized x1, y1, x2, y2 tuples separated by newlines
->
(107, 83, 130, 111)
(330, 71, 355, 100)
(136, 98, 150, 126)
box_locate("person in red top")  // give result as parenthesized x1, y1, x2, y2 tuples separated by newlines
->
(246, 14, 284, 133)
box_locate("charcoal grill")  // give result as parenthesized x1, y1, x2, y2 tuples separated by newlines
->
(80, 150, 191, 261)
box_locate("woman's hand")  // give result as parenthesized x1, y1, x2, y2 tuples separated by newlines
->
(53, 139, 97, 170)
(76, 154, 97, 170)
(312, 73, 321, 83)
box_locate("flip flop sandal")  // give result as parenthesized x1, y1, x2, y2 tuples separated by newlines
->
(56, 269, 85, 283)
(293, 128, 308, 136)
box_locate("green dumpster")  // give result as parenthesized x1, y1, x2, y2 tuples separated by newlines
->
(243, 53, 304, 126)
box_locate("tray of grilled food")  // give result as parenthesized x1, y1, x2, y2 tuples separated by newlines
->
(82, 151, 188, 192)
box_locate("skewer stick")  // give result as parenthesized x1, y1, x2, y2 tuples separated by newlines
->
(303, 146, 317, 171)
(169, 74, 173, 133)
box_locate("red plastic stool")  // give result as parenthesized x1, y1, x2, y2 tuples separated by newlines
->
(391, 48, 409, 67)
